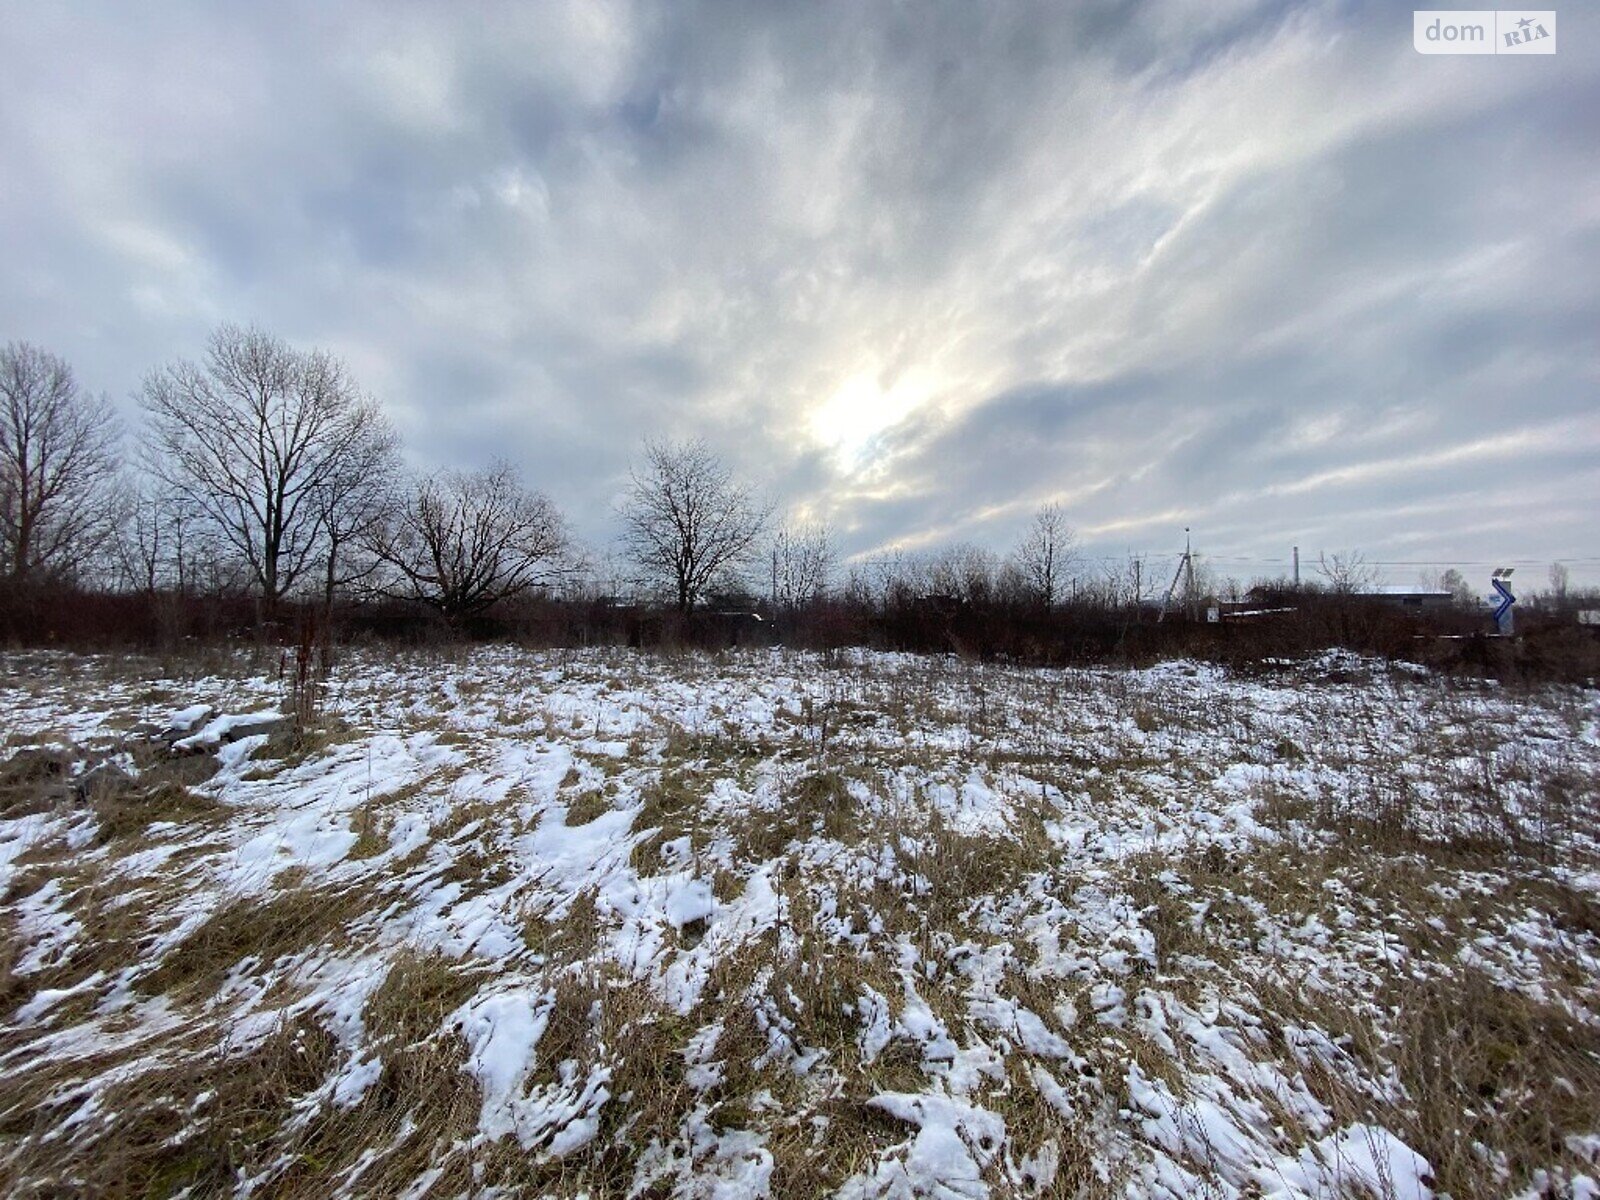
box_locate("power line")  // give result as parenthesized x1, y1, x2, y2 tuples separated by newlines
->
(1198, 557, 1600, 567)
(849, 553, 1600, 567)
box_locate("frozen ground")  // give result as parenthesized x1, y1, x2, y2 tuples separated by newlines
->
(0, 645, 1596, 1198)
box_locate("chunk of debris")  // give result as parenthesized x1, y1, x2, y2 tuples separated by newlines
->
(171, 711, 284, 754)
(159, 704, 215, 740)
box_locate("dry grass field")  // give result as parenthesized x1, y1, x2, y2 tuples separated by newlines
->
(0, 646, 1596, 1198)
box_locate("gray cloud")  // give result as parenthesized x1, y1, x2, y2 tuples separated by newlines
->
(1, 0, 1596, 588)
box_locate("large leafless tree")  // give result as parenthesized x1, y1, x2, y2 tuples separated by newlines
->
(1012, 502, 1077, 607)
(0, 342, 120, 587)
(141, 325, 396, 614)
(620, 438, 771, 614)
(366, 462, 572, 622)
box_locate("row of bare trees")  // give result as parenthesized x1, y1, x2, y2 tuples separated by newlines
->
(0, 325, 1105, 627)
(133, 326, 590, 624)
(16, 326, 1570, 638)
(0, 328, 794, 625)
(1, 331, 565, 623)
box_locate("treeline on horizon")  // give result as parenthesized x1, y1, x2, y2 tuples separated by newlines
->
(2, 326, 1595, 680)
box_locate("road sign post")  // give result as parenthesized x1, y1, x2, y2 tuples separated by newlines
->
(1491, 568, 1516, 635)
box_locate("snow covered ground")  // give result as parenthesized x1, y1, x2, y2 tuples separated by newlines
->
(0, 645, 1596, 1198)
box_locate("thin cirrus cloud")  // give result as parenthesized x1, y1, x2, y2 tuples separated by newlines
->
(0, 1, 1595, 585)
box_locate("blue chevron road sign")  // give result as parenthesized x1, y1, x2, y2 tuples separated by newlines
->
(1491, 570, 1516, 634)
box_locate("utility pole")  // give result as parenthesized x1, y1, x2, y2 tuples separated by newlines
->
(1292, 545, 1300, 587)
(1157, 530, 1194, 624)
(1184, 528, 1196, 619)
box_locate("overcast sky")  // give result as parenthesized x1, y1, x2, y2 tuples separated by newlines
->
(2, 1, 1596, 588)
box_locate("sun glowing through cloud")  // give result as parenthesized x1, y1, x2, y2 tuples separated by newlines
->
(810, 367, 939, 471)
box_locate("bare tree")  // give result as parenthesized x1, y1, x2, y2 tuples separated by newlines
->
(1083, 557, 1137, 609)
(0, 342, 120, 586)
(1422, 568, 1476, 607)
(869, 548, 916, 606)
(367, 462, 572, 622)
(620, 438, 771, 614)
(141, 325, 395, 615)
(112, 484, 177, 596)
(1315, 550, 1377, 595)
(1012, 502, 1077, 607)
(929, 543, 999, 603)
(111, 484, 236, 599)
(769, 519, 834, 608)
(1549, 562, 1570, 604)
(310, 408, 400, 610)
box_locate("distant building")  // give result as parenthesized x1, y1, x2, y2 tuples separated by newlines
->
(1232, 584, 1456, 614)
(1360, 585, 1455, 610)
